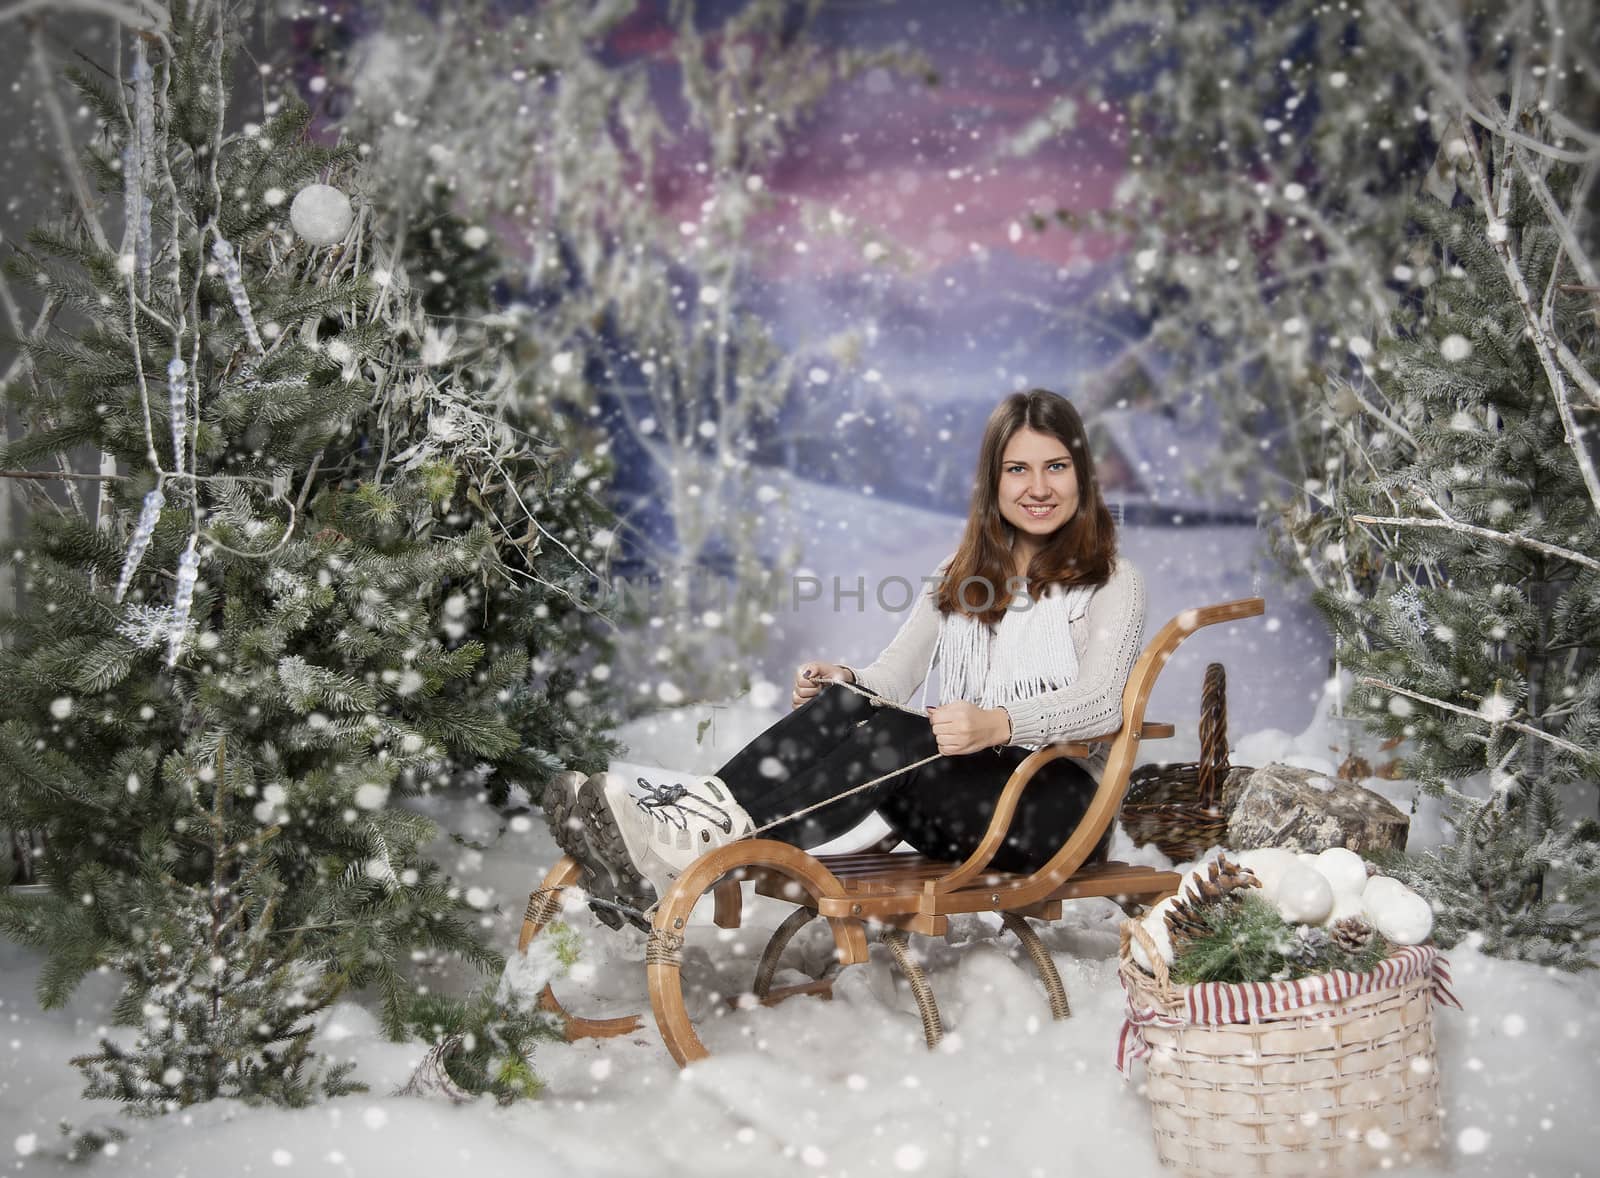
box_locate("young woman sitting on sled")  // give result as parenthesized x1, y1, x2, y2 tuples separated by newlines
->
(543, 387, 1147, 921)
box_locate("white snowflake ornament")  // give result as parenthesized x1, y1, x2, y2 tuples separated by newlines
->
(290, 183, 354, 246)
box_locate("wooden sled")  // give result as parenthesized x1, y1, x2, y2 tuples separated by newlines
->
(518, 597, 1265, 1065)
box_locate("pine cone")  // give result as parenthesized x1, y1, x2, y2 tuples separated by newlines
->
(1332, 916, 1374, 954)
(1289, 924, 1332, 970)
(1164, 893, 1211, 948)
(1194, 855, 1262, 904)
(1164, 855, 1264, 950)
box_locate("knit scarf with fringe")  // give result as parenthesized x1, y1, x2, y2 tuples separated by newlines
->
(918, 581, 1096, 713)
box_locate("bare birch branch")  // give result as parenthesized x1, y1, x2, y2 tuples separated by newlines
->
(27, 26, 110, 255)
(1458, 117, 1600, 516)
(1514, 147, 1599, 289)
(1359, 675, 1593, 760)
(1349, 510, 1600, 572)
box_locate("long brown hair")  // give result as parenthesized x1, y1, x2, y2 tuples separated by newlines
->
(935, 389, 1118, 626)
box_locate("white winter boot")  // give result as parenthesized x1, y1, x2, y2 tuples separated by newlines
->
(578, 771, 755, 906)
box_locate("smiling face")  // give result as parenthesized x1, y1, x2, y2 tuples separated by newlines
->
(997, 426, 1081, 562)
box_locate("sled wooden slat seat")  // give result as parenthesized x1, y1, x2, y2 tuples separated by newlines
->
(518, 596, 1265, 1066)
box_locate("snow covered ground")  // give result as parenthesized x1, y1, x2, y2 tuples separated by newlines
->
(3, 689, 1597, 1176)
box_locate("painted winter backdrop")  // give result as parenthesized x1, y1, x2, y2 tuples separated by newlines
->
(0, 0, 1595, 1174)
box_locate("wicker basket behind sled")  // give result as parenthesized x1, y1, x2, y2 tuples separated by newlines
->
(1118, 921, 1446, 1177)
(1120, 662, 1234, 862)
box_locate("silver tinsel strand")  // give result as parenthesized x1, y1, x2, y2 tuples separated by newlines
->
(166, 356, 187, 477)
(166, 536, 201, 667)
(210, 237, 264, 354)
(132, 45, 154, 295)
(113, 487, 165, 603)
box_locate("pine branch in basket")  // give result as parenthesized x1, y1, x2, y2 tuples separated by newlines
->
(1169, 892, 1392, 985)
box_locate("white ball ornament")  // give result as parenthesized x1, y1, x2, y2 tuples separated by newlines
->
(1363, 883, 1434, 945)
(1361, 874, 1407, 904)
(1131, 896, 1178, 973)
(1324, 887, 1366, 927)
(289, 183, 354, 246)
(1275, 863, 1334, 924)
(1314, 847, 1370, 895)
(1233, 847, 1297, 898)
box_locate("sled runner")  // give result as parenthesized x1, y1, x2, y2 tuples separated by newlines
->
(518, 597, 1265, 1065)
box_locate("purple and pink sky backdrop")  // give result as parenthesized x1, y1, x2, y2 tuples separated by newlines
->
(592, 0, 1145, 409)
(609, 0, 1131, 280)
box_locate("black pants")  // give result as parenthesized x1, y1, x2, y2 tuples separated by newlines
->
(712, 683, 1110, 873)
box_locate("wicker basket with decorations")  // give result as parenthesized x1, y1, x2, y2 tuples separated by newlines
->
(1116, 850, 1462, 1178)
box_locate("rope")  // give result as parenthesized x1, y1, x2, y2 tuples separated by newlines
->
(646, 928, 685, 967)
(523, 883, 654, 929)
(881, 927, 944, 1048)
(1001, 911, 1072, 1020)
(523, 886, 563, 930)
(753, 907, 817, 999)
(743, 678, 944, 838)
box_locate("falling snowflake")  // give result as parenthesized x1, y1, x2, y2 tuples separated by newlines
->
(1478, 692, 1514, 723)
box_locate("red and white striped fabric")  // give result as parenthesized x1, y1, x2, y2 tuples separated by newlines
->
(1116, 945, 1461, 1076)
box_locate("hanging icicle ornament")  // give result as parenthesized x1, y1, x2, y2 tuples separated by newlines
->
(131, 43, 155, 294)
(120, 141, 142, 276)
(289, 183, 354, 246)
(113, 487, 165, 603)
(210, 237, 264, 355)
(166, 536, 201, 667)
(166, 355, 188, 477)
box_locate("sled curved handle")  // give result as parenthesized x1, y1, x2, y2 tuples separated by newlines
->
(922, 597, 1266, 911)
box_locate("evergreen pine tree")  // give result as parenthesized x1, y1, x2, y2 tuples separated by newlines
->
(1371, 782, 1600, 969)
(1304, 119, 1600, 962)
(0, 2, 604, 1109)
(356, 175, 627, 810)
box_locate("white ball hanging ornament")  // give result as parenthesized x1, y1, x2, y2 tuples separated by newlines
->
(290, 183, 354, 246)
(1275, 862, 1334, 924)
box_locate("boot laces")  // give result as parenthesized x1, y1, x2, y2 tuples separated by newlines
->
(634, 777, 733, 835)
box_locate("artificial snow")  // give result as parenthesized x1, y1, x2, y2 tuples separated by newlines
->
(2, 691, 1596, 1175)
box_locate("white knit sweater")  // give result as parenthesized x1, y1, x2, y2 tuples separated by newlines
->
(839, 552, 1147, 778)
